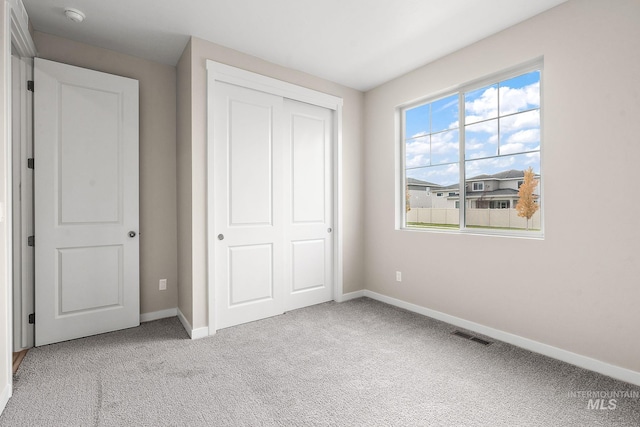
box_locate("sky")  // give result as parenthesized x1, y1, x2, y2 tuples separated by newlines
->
(405, 70, 540, 186)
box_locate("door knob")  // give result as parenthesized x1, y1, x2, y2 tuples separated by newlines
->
(218, 234, 224, 240)
(327, 228, 332, 233)
(128, 231, 136, 238)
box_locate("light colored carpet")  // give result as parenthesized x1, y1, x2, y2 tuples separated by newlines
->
(1, 298, 639, 426)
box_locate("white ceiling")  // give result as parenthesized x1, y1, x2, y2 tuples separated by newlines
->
(22, 0, 566, 91)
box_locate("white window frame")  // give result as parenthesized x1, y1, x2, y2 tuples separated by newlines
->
(398, 58, 544, 238)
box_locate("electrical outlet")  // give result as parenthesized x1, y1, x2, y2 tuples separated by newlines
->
(159, 279, 167, 291)
(396, 271, 402, 282)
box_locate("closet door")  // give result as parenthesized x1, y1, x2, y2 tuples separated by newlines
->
(212, 83, 335, 329)
(213, 82, 285, 329)
(283, 100, 333, 311)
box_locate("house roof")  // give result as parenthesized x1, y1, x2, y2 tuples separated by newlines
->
(467, 169, 528, 181)
(407, 178, 439, 187)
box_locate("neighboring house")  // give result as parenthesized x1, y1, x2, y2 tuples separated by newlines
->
(407, 177, 438, 208)
(465, 169, 541, 209)
(410, 169, 540, 210)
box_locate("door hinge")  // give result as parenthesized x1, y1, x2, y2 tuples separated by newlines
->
(27, 158, 34, 169)
(28, 313, 35, 324)
(27, 80, 34, 92)
(27, 236, 34, 247)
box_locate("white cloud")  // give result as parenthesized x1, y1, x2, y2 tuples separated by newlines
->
(501, 110, 539, 133)
(465, 82, 539, 125)
(500, 82, 539, 115)
(500, 142, 526, 154)
(405, 137, 430, 168)
(465, 86, 497, 121)
(465, 118, 497, 135)
(431, 130, 458, 154)
(506, 128, 540, 145)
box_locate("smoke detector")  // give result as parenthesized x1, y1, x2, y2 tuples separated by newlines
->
(64, 8, 85, 23)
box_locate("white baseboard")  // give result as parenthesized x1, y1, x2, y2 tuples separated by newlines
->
(191, 326, 210, 340)
(177, 308, 210, 340)
(363, 290, 640, 387)
(0, 382, 11, 415)
(339, 290, 365, 302)
(140, 308, 177, 323)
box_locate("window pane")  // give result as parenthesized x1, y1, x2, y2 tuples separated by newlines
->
(465, 154, 540, 231)
(405, 135, 430, 168)
(465, 84, 498, 125)
(431, 129, 459, 165)
(406, 165, 460, 229)
(431, 94, 459, 133)
(407, 164, 459, 188)
(465, 119, 498, 160)
(405, 103, 430, 138)
(499, 110, 540, 155)
(499, 70, 540, 115)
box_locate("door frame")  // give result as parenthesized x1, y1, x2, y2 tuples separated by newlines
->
(11, 54, 33, 351)
(2, 0, 37, 410)
(205, 60, 344, 335)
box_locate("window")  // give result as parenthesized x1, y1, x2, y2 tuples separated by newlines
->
(402, 65, 541, 234)
(489, 201, 510, 209)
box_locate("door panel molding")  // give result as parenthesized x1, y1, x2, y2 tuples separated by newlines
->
(206, 60, 344, 334)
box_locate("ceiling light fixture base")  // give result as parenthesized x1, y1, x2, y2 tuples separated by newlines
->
(64, 8, 85, 23)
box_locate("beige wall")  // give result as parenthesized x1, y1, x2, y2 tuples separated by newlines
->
(34, 32, 179, 316)
(177, 36, 365, 328)
(364, 0, 640, 373)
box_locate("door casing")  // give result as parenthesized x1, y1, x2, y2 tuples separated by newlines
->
(206, 60, 344, 335)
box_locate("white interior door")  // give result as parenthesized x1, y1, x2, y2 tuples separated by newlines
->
(213, 82, 285, 329)
(283, 99, 333, 311)
(34, 58, 140, 346)
(213, 82, 334, 329)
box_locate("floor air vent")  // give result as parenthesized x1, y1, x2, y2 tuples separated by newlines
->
(452, 330, 492, 346)
(452, 330, 473, 340)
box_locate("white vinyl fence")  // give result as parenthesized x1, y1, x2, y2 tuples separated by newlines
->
(407, 208, 541, 229)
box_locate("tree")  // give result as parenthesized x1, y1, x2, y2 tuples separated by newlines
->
(406, 185, 411, 212)
(515, 167, 539, 230)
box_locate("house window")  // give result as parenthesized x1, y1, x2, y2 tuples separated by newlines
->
(472, 182, 484, 191)
(402, 64, 542, 234)
(489, 200, 510, 209)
